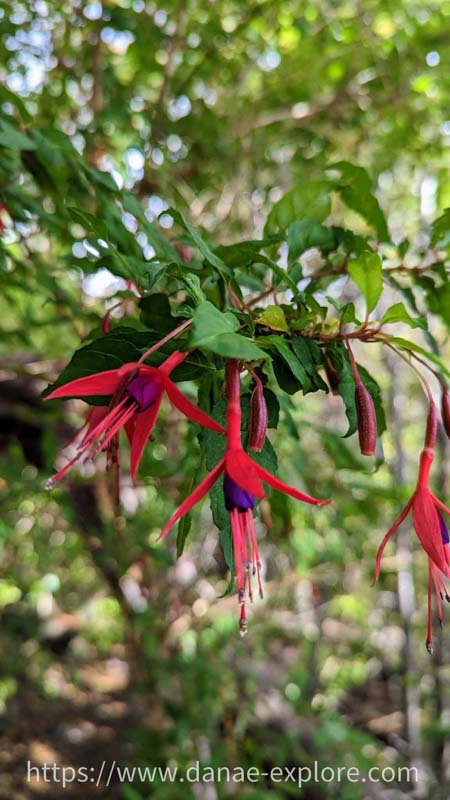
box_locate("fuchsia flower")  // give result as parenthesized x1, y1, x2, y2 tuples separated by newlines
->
(374, 402, 450, 653)
(158, 359, 331, 632)
(55, 305, 139, 502)
(45, 350, 226, 486)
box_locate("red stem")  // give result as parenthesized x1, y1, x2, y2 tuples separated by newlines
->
(138, 318, 192, 363)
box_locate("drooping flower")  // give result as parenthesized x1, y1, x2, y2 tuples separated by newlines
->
(374, 401, 450, 653)
(158, 359, 331, 632)
(45, 349, 225, 487)
(57, 303, 140, 503)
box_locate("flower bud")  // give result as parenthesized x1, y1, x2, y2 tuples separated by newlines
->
(355, 383, 377, 456)
(249, 378, 268, 452)
(441, 390, 450, 439)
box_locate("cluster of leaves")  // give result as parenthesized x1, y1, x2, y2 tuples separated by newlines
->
(2, 90, 450, 577)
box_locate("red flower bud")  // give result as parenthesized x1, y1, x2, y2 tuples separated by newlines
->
(249, 377, 268, 452)
(442, 390, 450, 440)
(355, 382, 377, 456)
(424, 400, 438, 449)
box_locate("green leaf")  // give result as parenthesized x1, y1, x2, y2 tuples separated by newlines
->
(380, 302, 427, 330)
(256, 254, 300, 294)
(209, 333, 267, 360)
(431, 208, 450, 249)
(215, 236, 282, 267)
(255, 305, 289, 332)
(321, 430, 367, 470)
(166, 209, 230, 275)
(0, 120, 36, 150)
(43, 327, 209, 401)
(265, 182, 331, 233)
(67, 207, 109, 239)
(348, 251, 383, 314)
(189, 301, 266, 360)
(291, 337, 328, 391)
(388, 337, 450, 378)
(122, 193, 183, 263)
(422, 279, 450, 327)
(329, 161, 389, 241)
(337, 353, 358, 437)
(139, 293, 179, 334)
(176, 498, 194, 558)
(340, 302, 359, 325)
(262, 336, 312, 393)
(181, 273, 206, 306)
(287, 219, 336, 261)
(83, 164, 118, 192)
(190, 301, 238, 339)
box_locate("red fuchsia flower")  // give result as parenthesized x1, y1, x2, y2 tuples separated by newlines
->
(45, 349, 226, 488)
(58, 303, 144, 501)
(51, 302, 140, 503)
(158, 359, 331, 633)
(374, 401, 450, 653)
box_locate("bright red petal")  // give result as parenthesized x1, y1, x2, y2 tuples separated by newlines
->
(158, 351, 188, 375)
(412, 489, 450, 578)
(374, 500, 412, 584)
(130, 392, 163, 482)
(254, 462, 331, 506)
(46, 369, 124, 400)
(157, 458, 225, 541)
(124, 418, 135, 446)
(225, 448, 265, 498)
(163, 378, 226, 434)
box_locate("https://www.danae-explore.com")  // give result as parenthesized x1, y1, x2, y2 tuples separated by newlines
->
(26, 759, 419, 790)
